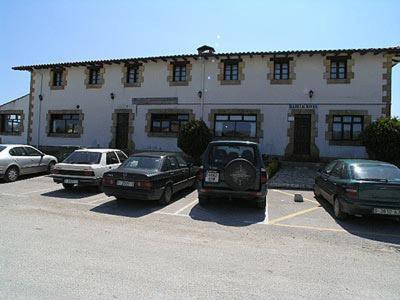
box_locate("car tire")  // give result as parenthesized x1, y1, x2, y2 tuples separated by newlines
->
(159, 185, 173, 205)
(4, 166, 19, 182)
(62, 183, 74, 190)
(198, 194, 209, 206)
(256, 196, 266, 209)
(47, 161, 56, 173)
(333, 197, 347, 220)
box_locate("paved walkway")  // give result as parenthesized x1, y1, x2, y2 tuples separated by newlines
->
(268, 161, 325, 190)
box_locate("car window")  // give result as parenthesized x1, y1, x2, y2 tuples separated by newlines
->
(63, 151, 101, 164)
(209, 145, 256, 167)
(0, 146, 6, 152)
(175, 154, 188, 167)
(324, 161, 337, 174)
(106, 152, 119, 165)
(350, 164, 400, 181)
(9, 147, 27, 156)
(330, 162, 344, 178)
(162, 156, 179, 171)
(122, 156, 161, 170)
(116, 151, 128, 163)
(24, 147, 42, 156)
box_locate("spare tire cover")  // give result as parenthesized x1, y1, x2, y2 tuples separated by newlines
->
(224, 158, 256, 191)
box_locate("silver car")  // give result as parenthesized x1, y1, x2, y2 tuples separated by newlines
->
(0, 144, 58, 182)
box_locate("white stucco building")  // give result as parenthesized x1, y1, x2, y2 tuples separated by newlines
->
(0, 94, 29, 144)
(11, 45, 400, 160)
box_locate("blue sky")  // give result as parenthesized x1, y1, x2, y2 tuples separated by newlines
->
(1, 0, 399, 116)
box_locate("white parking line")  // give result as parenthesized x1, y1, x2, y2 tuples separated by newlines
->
(21, 188, 56, 195)
(271, 189, 319, 204)
(173, 199, 198, 215)
(87, 196, 111, 205)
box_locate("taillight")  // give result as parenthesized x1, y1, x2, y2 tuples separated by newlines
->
(345, 187, 358, 198)
(83, 170, 95, 176)
(137, 180, 153, 190)
(260, 169, 268, 185)
(103, 177, 115, 186)
(196, 167, 203, 181)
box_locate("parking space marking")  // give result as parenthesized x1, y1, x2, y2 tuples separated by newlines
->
(21, 188, 56, 195)
(271, 189, 319, 204)
(272, 223, 347, 233)
(173, 199, 198, 215)
(268, 206, 321, 224)
(87, 196, 112, 205)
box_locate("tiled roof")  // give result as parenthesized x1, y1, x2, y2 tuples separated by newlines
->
(12, 46, 400, 71)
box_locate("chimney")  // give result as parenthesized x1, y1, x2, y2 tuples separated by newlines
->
(197, 45, 215, 55)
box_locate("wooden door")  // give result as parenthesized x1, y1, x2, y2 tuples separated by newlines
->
(115, 113, 129, 150)
(293, 114, 311, 155)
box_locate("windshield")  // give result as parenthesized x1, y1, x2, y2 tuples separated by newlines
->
(122, 156, 161, 170)
(63, 151, 102, 165)
(209, 145, 256, 167)
(0, 146, 6, 152)
(350, 164, 400, 181)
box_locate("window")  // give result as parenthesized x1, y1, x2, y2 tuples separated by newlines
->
(209, 145, 256, 167)
(173, 63, 187, 82)
(24, 147, 42, 156)
(214, 114, 257, 138)
(0, 114, 21, 134)
(123, 156, 161, 170)
(350, 164, 400, 181)
(9, 147, 27, 156)
(116, 151, 128, 163)
(223, 61, 239, 80)
(126, 65, 138, 84)
(63, 151, 101, 164)
(323, 161, 337, 174)
(89, 67, 101, 85)
(330, 162, 346, 178)
(106, 152, 119, 165)
(151, 114, 189, 133)
(162, 156, 178, 171)
(332, 115, 363, 141)
(330, 59, 347, 79)
(52, 69, 63, 86)
(50, 114, 80, 134)
(274, 60, 289, 80)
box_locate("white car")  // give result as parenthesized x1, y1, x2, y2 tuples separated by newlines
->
(0, 144, 58, 182)
(51, 149, 128, 190)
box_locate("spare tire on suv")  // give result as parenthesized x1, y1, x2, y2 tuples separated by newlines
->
(224, 158, 256, 191)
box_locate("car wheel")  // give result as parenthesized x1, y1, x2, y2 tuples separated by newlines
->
(47, 161, 56, 173)
(62, 183, 74, 190)
(198, 194, 209, 206)
(4, 166, 19, 182)
(256, 196, 266, 209)
(159, 185, 173, 205)
(333, 197, 347, 220)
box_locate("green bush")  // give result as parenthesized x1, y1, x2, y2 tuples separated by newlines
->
(263, 155, 280, 178)
(363, 117, 400, 165)
(177, 120, 212, 165)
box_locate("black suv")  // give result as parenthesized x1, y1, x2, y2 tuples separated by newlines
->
(197, 141, 268, 209)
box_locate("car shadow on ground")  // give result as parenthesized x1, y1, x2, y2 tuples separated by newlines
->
(90, 187, 195, 218)
(189, 199, 266, 227)
(0, 173, 48, 184)
(41, 186, 102, 200)
(315, 196, 400, 245)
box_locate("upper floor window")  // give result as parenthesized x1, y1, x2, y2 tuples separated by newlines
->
(52, 69, 63, 86)
(332, 115, 363, 141)
(223, 61, 239, 81)
(151, 113, 189, 133)
(214, 114, 256, 138)
(89, 67, 101, 85)
(0, 114, 21, 134)
(126, 65, 138, 84)
(330, 58, 347, 79)
(173, 63, 187, 82)
(273, 59, 289, 80)
(50, 114, 80, 134)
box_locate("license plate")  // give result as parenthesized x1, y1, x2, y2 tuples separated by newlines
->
(205, 171, 219, 183)
(116, 180, 135, 187)
(64, 179, 78, 184)
(373, 208, 400, 216)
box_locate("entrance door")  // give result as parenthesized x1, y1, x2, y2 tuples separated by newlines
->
(293, 114, 311, 155)
(115, 113, 129, 150)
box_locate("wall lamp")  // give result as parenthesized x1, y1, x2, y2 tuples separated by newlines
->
(197, 90, 202, 99)
(39, 94, 43, 101)
(308, 90, 314, 99)
(110, 92, 115, 100)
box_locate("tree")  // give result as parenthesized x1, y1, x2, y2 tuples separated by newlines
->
(177, 119, 212, 164)
(363, 117, 400, 165)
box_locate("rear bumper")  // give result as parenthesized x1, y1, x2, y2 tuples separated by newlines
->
(103, 186, 163, 201)
(51, 175, 102, 186)
(341, 197, 400, 216)
(198, 183, 267, 200)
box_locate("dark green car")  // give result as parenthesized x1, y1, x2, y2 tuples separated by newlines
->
(314, 159, 400, 220)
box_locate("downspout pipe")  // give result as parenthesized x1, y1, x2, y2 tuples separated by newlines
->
(37, 71, 43, 148)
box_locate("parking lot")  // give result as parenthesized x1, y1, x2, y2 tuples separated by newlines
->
(1, 175, 400, 298)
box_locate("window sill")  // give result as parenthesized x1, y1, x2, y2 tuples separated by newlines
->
(169, 81, 189, 87)
(327, 79, 351, 84)
(270, 79, 293, 85)
(85, 84, 103, 89)
(124, 82, 142, 88)
(48, 133, 81, 138)
(220, 80, 241, 85)
(50, 85, 65, 90)
(329, 140, 363, 146)
(148, 132, 178, 138)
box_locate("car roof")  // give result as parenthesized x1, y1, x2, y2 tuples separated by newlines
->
(208, 140, 258, 146)
(74, 148, 121, 153)
(132, 151, 183, 158)
(0, 144, 32, 147)
(335, 159, 396, 167)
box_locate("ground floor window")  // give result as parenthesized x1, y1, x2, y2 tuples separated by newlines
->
(0, 114, 21, 134)
(214, 114, 257, 138)
(50, 114, 80, 134)
(332, 115, 363, 141)
(151, 113, 189, 133)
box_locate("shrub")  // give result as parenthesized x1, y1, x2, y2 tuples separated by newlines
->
(363, 117, 400, 165)
(263, 155, 280, 178)
(177, 119, 212, 165)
